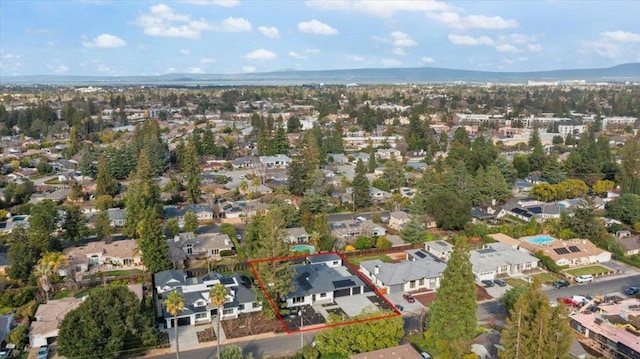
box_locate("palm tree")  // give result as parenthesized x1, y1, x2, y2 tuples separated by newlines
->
(39, 251, 69, 274)
(33, 262, 52, 301)
(309, 231, 321, 250)
(164, 291, 185, 359)
(238, 180, 249, 195)
(209, 283, 227, 359)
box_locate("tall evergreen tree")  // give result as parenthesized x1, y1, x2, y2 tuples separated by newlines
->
(499, 280, 571, 359)
(124, 149, 161, 238)
(478, 164, 511, 203)
(252, 208, 293, 300)
(62, 204, 87, 241)
(95, 155, 118, 197)
(137, 212, 171, 273)
(183, 136, 201, 203)
(427, 238, 477, 358)
(287, 159, 306, 196)
(272, 122, 290, 155)
(367, 145, 376, 173)
(352, 159, 371, 209)
(381, 155, 404, 190)
(95, 209, 112, 241)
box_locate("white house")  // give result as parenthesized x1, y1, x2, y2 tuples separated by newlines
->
(425, 240, 454, 261)
(388, 211, 410, 230)
(285, 227, 310, 244)
(259, 154, 291, 168)
(29, 297, 83, 347)
(469, 243, 540, 281)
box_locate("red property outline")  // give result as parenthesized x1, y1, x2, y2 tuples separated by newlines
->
(248, 251, 401, 334)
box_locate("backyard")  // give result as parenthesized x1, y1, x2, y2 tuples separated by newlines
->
(565, 265, 612, 277)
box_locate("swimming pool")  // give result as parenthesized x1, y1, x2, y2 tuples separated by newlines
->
(523, 235, 555, 245)
(290, 244, 316, 254)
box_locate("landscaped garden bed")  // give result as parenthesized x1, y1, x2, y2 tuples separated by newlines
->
(156, 331, 170, 348)
(565, 265, 613, 277)
(221, 312, 285, 338)
(196, 327, 216, 343)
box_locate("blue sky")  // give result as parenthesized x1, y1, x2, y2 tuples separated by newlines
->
(1, 0, 639, 76)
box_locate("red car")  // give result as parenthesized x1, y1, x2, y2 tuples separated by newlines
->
(558, 297, 579, 307)
(403, 294, 416, 303)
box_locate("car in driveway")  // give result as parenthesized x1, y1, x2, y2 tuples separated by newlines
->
(574, 275, 593, 283)
(421, 352, 432, 359)
(37, 346, 49, 359)
(625, 287, 639, 296)
(403, 294, 416, 303)
(395, 304, 404, 312)
(554, 280, 570, 289)
(494, 279, 507, 287)
(481, 279, 494, 287)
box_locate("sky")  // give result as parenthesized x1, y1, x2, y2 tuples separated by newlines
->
(1, 0, 639, 77)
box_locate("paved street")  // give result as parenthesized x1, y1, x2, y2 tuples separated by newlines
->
(543, 274, 639, 299)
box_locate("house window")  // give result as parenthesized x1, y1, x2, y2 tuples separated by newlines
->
(409, 281, 416, 289)
(320, 293, 326, 298)
(238, 304, 244, 310)
(211, 249, 219, 256)
(418, 279, 425, 286)
(293, 296, 305, 303)
(186, 245, 193, 255)
(123, 258, 133, 266)
(195, 313, 207, 319)
(223, 308, 234, 315)
(252, 302, 260, 308)
(499, 265, 508, 273)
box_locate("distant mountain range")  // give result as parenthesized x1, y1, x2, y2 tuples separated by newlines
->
(2, 63, 639, 86)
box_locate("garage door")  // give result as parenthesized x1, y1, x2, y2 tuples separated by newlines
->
(172, 317, 191, 327)
(334, 288, 351, 297)
(352, 287, 361, 295)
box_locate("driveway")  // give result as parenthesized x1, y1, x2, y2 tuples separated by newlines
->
(334, 293, 381, 317)
(384, 291, 426, 315)
(164, 324, 200, 352)
(480, 282, 510, 299)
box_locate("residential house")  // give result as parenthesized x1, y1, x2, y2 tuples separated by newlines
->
(164, 204, 214, 227)
(425, 240, 454, 261)
(108, 208, 126, 228)
(388, 211, 410, 230)
(329, 220, 386, 240)
(569, 298, 640, 359)
(0, 253, 8, 275)
(330, 153, 349, 164)
(349, 343, 424, 359)
(285, 227, 310, 244)
(375, 148, 401, 160)
(63, 239, 141, 275)
(512, 179, 533, 194)
(359, 249, 446, 294)
(0, 215, 30, 234)
(169, 232, 234, 259)
(617, 235, 640, 256)
(286, 254, 369, 308)
(29, 297, 83, 347)
(469, 243, 540, 281)
(259, 154, 291, 168)
(28, 188, 71, 204)
(231, 156, 261, 169)
(154, 269, 261, 328)
(518, 235, 612, 267)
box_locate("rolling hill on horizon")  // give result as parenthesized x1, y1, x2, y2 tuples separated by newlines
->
(2, 63, 639, 86)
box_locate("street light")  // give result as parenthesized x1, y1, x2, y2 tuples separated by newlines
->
(298, 309, 304, 349)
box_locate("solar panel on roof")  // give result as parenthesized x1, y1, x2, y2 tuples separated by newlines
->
(415, 251, 427, 258)
(554, 248, 569, 255)
(333, 279, 355, 288)
(296, 271, 313, 291)
(568, 246, 580, 253)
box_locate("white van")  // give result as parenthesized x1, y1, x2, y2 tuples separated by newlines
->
(574, 275, 593, 283)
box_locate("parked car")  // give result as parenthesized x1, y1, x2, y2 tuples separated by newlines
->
(494, 279, 507, 287)
(395, 304, 404, 312)
(554, 280, 570, 289)
(403, 294, 416, 303)
(624, 287, 639, 296)
(37, 346, 49, 359)
(574, 275, 593, 283)
(481, 279, 494, 287)
(0, 349, 12, 359)
(559, 297, 579, 307)
(421, 352, 433, 359)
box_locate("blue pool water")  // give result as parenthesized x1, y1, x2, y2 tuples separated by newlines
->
(525, 235, 555, 245)
(290, 244, 316, 254)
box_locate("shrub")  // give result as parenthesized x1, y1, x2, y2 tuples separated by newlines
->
(7, 325, 29, 348)
(534, 251, 561, 273)
(0, 286, 37, 307)
(354, 236, 374, 250)
(220, 249, 234, 257)
(15, 300, 39, 321)
(375, 236, 392, 249)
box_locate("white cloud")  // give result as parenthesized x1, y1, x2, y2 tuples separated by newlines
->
(347, 54, 365, 62)
(428, 12, 518, 30)
(82, 34, 126, 48)
(136, 4, 210, 39)
(97, 64, 111, 72)
(178, 0, 240, 6)
(289, 49, 321, 59)
(499, 33, 536, 45)
(245, 48, 276, 60)
(200, 57, 216, 63)
(527, 43, 543, 52)
(420, 56, 435, 64)
(187, 67, 205, 73)
(289, 51, 305, 59)
(601, 30, 640, 43)
(496, 44, 521, 53)
(258, 26, 279, 38)
(219, 17, 252, 32)
(307, 0, 452, 18)
(297, 19, 337, 35)
(242, 66, 256, 73)
(390, 31, 417, 47)
(448, 34, 494, 46)
(180, 49, 190, 55)
(392, 48, 406, 56)
(52, 64, 69, 73)
(381, 58, 402, 67)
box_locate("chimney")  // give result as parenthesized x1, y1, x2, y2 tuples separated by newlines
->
(374, 265, 380, 274)
(224, 237, 230, 246)
(174, 235, 180, 242)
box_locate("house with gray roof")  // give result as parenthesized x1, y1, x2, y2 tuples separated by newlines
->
(259, 154, 291, 168)
(154, 269, 261, 329)
(328, 219, 386, 240)
(285, 255, 369, 308)
(285, 227, 310, 244)
(107, 208, 126, 227)
(469, 242, 539, 281)
(168, 232, 234, 259)
(425, 240, 454, 261)
(359, 250, 446, 294)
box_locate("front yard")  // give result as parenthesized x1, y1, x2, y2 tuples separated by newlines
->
(221, 312, 285, 338)
(565, 265, 612, 277)
(531, 271, 561, 284)
(82, 269, 143, 280)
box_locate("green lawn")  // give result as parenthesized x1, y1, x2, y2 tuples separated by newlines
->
(0, 306, 12, 314)
(532, 272, 561, 284)
(504, 278, 529, 288)
(345, 254, 393, 267)
(565, 265, 612, 277)
(83, 269, 143, 280)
